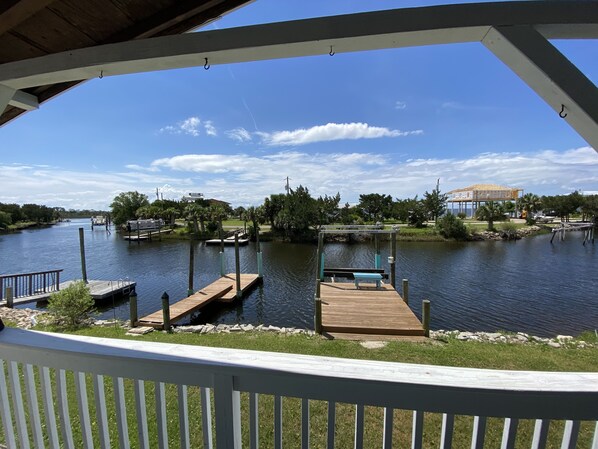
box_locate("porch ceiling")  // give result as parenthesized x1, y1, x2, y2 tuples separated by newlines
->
(0, 0, 252, 126)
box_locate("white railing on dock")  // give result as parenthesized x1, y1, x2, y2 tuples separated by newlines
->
(1, 328, 597, 449)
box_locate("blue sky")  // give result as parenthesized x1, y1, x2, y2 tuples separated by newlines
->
(1, 0, 597, 210)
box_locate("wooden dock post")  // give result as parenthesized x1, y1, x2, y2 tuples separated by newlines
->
(5, 286, 13, 309)
(78, 227, 88, 283)
(390, 230, 397, 288)
(129, 289, 138, 328)
(315, 280, 322, 334)
(161, 292, 171, 332)
(235, 232, 242, 299)
(402, 279, 409, 305)
(256, 226, 263, 278)
(422, 299, 430, 337)
(188, 243, 195, 296)
(374, 233, 381, 269)
(316, 232, 324, 281)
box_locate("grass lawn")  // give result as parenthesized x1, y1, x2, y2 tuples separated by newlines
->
(3, 325, 597, 448)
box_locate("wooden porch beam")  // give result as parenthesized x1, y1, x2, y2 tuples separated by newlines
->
(9, 88, 38, 110)
(0, 2, 596, 91)
(483, 25, 598, 151)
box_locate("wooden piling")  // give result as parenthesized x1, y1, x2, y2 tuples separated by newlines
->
(161, 292, 171, 332)
(188, 243, 194, 296)
(390, 230, 397, 288)
(235, 232, 241, 299)
(5, 286, 13, 309)
(78, 227, 88, 283)
(402, 279, 409, 305)
(374, 233, 381, 269)
(129, 289, 138, 328)
(316, 232, 324, 281)
(422, 299, 431, 337)
(256, 225, 263, 278)
(315, 295, 322, 334)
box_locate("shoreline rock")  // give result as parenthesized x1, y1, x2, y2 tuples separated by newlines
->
(1, 308, 594, 348)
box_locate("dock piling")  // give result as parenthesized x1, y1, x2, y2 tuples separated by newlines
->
(315, 298, 322, 335)
(256, 228, 263, 278)
(188, 244, 195, 296)
(78, 227, 88, 283)
(422, 299, 431, 337)
(235, 233, 242, 299)
(129, 289, 138, 328)
(5, 286, 13, 308)
(374, 233, 381, 269)
(161, 292, 171, 332)
(402, 279, 409, 305)
(390, 230, 397, 288)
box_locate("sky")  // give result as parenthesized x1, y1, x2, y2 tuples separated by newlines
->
(1, 0, 597, 210)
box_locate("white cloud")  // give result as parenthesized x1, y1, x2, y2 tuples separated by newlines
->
(160, 116, 217, 137)
(2, 147, 596, 209)
(395, 101, 407, 110)
(226, 127, 252, 143)
(204, 120, 217, 137)
(125, 164, 160, 172)
(257, 122, 423, 146)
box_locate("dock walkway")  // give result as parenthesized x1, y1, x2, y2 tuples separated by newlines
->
(0, 279, 135, 307)
(320, 282, 424, 340)
(138, 273, 260, 329)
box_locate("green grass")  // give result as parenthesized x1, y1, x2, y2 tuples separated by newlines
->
(3, 325, 597, 448)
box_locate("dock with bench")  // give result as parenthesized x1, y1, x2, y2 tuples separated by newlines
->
(137, 273, 260, 329)
(315, 226, 426, 340)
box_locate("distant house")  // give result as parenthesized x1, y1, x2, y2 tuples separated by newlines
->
(447, 184, 523, 217)
(181, 193, 230, 209)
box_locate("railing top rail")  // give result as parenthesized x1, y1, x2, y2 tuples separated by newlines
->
(0, 328, 597, 420)
(0, 269, 63, 280)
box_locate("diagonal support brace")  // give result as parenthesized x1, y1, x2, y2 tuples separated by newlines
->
(483, 25, 598, 152)
(0, 84, 39, 112)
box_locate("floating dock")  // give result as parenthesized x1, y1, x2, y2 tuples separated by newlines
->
(137, 273, 260, 329)
(320, 281, 425, 340)
(205, 236, 249, 246)
(0, 279, 136, 307)
(123, 229, 172, 241)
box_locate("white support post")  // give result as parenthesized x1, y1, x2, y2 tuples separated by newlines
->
(483, 25, 598, 152)
(213, 375, 242, 449)
(0, 84, 15, 114)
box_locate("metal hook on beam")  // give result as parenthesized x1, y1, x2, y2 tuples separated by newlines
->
(204, 58, 210, 70)
(99, 70, 103, 79)
(329, 46, 335, 57)
(559, 104, 567, 119)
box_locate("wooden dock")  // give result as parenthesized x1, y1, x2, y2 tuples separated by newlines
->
(123, 229, 172, 241)
(0, 279, 136, 307)
(320, 282, 425, 340)
(138, 273, 260, 329)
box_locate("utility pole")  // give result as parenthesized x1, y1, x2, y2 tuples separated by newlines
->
(284, 176, 291, 194)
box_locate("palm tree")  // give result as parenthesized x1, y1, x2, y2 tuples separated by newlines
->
(475, 201, 505, 231)
(517, 193, 541, 224)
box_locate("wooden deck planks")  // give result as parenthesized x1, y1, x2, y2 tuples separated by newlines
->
(138, 274, 260, 328)
(320, 282, 425, 337)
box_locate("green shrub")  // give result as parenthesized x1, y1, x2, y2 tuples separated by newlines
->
(47, 281, 95, 329)
(457, 212, 467, 220)
(437, 213, 469, 240)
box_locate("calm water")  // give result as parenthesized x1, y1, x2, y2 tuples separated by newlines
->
(0, 219, 596, 337)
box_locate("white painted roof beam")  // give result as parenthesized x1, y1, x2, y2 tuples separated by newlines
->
(0, 2, 596, 90)
(0, 84, 39, 113)
(483, 26, 598, 151)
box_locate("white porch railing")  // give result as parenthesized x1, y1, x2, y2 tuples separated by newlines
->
(0, 328, 597, 449)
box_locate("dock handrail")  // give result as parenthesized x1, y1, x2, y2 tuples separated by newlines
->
(0, 328, 597, 448)
(0, 269, 63, 301)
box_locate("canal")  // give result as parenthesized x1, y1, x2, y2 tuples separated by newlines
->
(0, 219, 596, 337)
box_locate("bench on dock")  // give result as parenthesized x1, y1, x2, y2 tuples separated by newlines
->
(323, 267, 389, 280)
(353, 272, 383, 288)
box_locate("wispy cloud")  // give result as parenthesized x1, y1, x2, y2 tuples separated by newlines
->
(2, 147, 596, 209)
(159, 116, 218, 137)
(226, 127, 252, 143)
(256, 122, 423, 146)
(395, 101, 407, 110)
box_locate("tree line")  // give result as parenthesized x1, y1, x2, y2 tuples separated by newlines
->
(0, 203, 109, 230)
